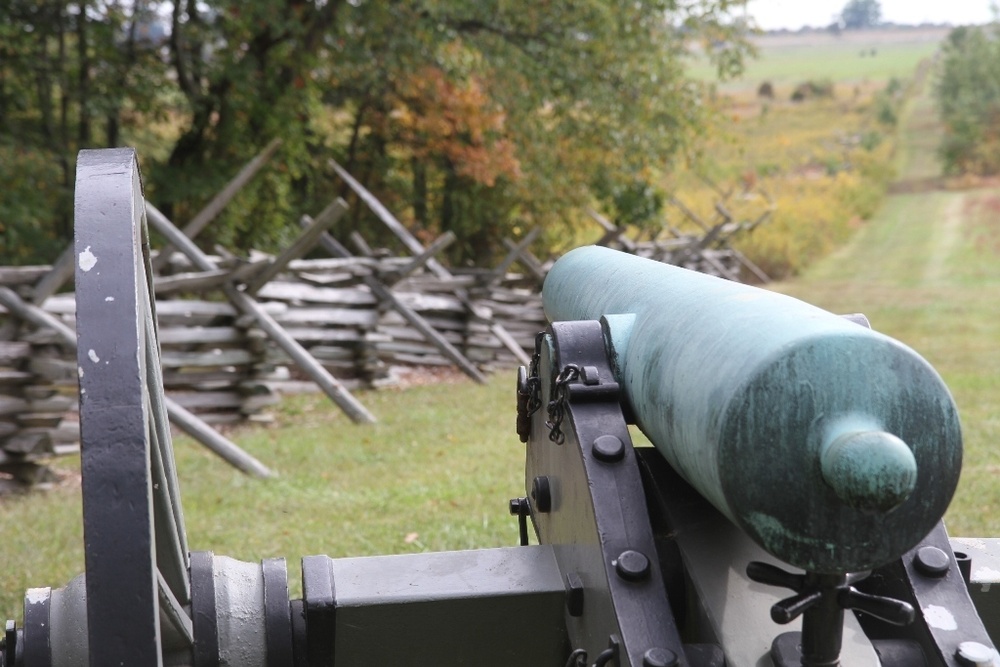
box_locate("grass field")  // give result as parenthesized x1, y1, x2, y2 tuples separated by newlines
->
(690, 27, 948, 92)
(0, 376, 524, 617)
(731, 33, 1000, 537)
(1, 25, 996, 629)
(663, 28, 953, 282)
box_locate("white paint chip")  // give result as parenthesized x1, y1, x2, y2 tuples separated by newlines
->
(79, 246, 98, 272)
(974, 566, 1000, 593)
(88, 349, 100, 363)
(974, 566, 1000, 580)
(78, 367, 84, 378)
(105, 296, 115, 302)
(25, 589, 49, 605)
(923, 604, 957, 631)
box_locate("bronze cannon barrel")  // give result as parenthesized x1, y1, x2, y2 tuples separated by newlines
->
(542, 246, 962, 573)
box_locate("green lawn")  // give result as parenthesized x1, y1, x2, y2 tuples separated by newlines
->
(689, 27, 947, 93)
(0, 377, 525, 619)
(772, 78, 1000, 539)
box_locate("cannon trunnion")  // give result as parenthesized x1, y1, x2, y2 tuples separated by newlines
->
(3, 150, 1000, 666)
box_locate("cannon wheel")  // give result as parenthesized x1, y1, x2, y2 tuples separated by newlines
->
(75, 148, 193, 664)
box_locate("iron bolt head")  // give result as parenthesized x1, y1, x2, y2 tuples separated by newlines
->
(956, 641, 998, 666)
(914, 546, 950, 577)
(593, 434, 625, 462)
(531, 476, 552, 513)
(614, 550, 650, 582)
(643, 647, 679, 667)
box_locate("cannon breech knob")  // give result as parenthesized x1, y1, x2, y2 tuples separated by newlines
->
(747, 561, 914, 666)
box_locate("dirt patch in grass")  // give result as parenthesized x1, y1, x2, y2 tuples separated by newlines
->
(967, 192, 1000, 256)
(887, 176, 945, 194)
(379, 365, 476, 389)
(886, 174, 1000, 195)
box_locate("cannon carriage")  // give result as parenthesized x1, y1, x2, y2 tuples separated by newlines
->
(2, 148, 999, 667)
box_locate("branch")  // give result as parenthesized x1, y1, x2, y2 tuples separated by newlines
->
(442, 17, 546, 45)
(169, 0, 197, 98)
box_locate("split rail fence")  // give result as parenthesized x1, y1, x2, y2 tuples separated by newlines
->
(0, 146, 768, 490)
(0, 225, 546, 490)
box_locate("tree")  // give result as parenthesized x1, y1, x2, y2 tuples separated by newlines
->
(935, 25, 1000, 175)
(313, 1, 754, 262)
(841, 0, 881, 30)
(1, 0, 754, 265)
(0, 1, 170, 263)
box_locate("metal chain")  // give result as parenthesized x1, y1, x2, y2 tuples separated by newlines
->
(563, 648, 587, 667)
(546, 364, 581, 444)
(525, 332, 546, 419)
(592, 647, 617, 667)
(529, 331, 544, 377)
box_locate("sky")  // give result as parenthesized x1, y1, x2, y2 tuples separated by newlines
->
(745, 0, 995, 30)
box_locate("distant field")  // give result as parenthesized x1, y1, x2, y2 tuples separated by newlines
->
(689, 27, 948, 92)
(666, 25, 947, 279)
(773, 81, 1000, 538)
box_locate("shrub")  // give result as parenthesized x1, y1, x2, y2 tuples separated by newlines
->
(935, 25, 1000, 175)
(791, 79, 836, 102)
(0, 143, 68, 264)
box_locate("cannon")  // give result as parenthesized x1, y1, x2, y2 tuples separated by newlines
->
(2, 148, 1000, 667)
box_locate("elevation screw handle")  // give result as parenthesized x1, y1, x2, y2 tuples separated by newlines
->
(771, 590, 824, 624)
(747, 561, 915, 627)
(839, 587, 916, 626)
(747, 561, 806, 592)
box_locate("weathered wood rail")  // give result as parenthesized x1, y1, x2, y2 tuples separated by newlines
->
(584, 195, 773, 284)
(0, 249, 546, 489)
(154, 249, 545, 384)
(0, 150, 767, 490)
(0, 210, 760, 489)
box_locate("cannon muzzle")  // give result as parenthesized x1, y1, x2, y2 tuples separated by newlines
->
(542, 245, 962, 573)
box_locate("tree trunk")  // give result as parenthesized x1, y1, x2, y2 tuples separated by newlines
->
(411, 157, 428, 228)
(440, 160, 459, 235)
(77, 0, 91, 146)
(57, 1, 72, 241)
(33, 17, 55, 150)
(57, 3, 68, 151)
(106, 114, 120, 147)
(0, 52, 6, 125)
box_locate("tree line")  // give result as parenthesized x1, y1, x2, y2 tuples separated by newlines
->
(0, 1, 751, 266)
(936, 22, 1000, 176)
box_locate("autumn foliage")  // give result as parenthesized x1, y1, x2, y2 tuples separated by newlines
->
(392, 66, 520, 188)
(0, 1, 754, 264)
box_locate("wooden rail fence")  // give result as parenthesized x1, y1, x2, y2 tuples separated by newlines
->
(0, 147, 767, 490)
(0, 246, 546, 490)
